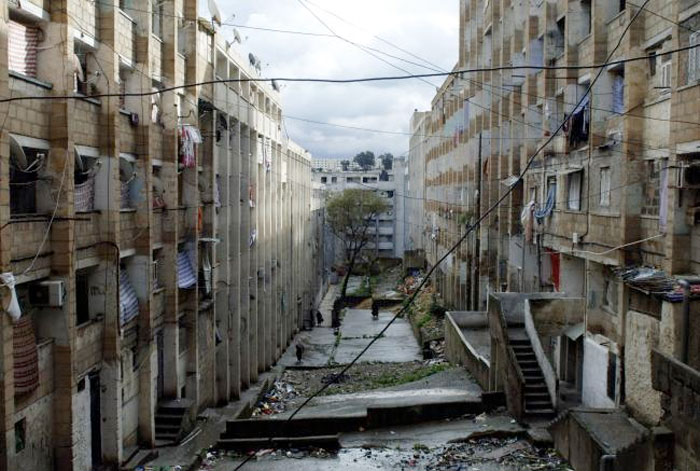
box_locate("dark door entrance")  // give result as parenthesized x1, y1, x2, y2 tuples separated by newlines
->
(89, 372, 102, 468)
(156, 330, 165, 400)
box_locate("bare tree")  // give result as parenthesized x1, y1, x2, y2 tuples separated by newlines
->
(326, 189, 389, 297)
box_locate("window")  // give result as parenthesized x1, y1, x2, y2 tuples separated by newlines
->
(600, 167, 611, 207)
(151, 0, 163, 39)
(320, 176, 327, 184)
(76, 270, 91, 325)
(331, 176, 337, 183)
(8, 21, 39, 78)
(567, 171, 582, 211)
(14, 419, 25, 453)
(582, 0, 592, 37)
(610, 67, 625, 114)
(554, 17, 566, 58)
(689, 31, 700, 83)
(547, 176, 557, 209)
(74, 44, 90, 95)
(648, 51, 657, 76)
(642, 160, 662, 216)
(660, 55, 672, 91)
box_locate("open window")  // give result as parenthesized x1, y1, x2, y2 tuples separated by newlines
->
(76, 266, 105, 326)
(75, 146, 101, 213)
(10, 134, 49, 217)
(119, 156, 137, 210)
(73, 43, 92, 95)
(566, 170, 583, 211)
(609, 65, 625, 114)
(152, 166, 165, 209)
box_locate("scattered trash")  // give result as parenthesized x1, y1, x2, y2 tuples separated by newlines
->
(251, 381, 297, 416)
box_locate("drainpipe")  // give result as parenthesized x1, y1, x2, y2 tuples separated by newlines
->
(599, 454, 615, 471)
(678, 279, 691, 363)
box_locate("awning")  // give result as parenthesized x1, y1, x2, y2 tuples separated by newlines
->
(563, 322, 585, 341)
(74, 145, 100, 172)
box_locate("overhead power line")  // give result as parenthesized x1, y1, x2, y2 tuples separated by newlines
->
(233, 1, 652, 470)
(1, 43, 697, 105)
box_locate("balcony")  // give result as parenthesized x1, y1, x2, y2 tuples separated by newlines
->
(116, 10, 136, 67)
(150, 35, 163, 82)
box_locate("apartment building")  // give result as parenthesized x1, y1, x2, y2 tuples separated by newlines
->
(312, 160, 405, 259)
(0, 1, 316, 470)
(412, 0, 700, 468)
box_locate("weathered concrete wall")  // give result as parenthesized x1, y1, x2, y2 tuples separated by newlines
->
(625, 311, 662, 426)
(73, 378, 92, 471)
(13, 393, 54, 471)
(582, 337, 616, 409)
(652, 350, 700, 471)
(121, 348, 140, 448)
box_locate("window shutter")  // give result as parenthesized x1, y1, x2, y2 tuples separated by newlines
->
(8, 21, 38, 78)
(689, 32, 700, 83)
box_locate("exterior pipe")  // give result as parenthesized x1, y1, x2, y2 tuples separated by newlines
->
(678, 279, 690, 364)
(599, 454, 615, 471)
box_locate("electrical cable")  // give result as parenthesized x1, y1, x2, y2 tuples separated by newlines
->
(1, 43, 697, 104)
(233, 2, 652, 470)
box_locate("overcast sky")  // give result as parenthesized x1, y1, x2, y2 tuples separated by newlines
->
(210, 0, 459, 159)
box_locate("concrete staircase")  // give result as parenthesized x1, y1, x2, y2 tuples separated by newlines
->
(154, 399, 193, 444)
(508, 333, 556, 419)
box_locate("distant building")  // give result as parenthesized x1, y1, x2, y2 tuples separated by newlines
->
(313, 159, 405, 259)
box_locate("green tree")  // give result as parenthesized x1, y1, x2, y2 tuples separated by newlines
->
(326, 189, 389, 297)
(353, 151, 376, 170)
(340, 160, 351, 171)
(379, 153, 394, 170)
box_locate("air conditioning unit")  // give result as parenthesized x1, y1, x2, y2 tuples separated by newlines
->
(29, 280, 64, 307)
(678, 163, 700, 189)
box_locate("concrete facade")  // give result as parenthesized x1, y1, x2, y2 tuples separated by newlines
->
(410, 0, 700, 468)
(0, 1, 317, 470)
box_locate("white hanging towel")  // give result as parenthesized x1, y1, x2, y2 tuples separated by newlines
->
(0, 273, 22, 321)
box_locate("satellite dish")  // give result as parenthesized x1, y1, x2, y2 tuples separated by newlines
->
(10, 135, 28, 170)
(248, 53, 258, 67)
(233, 28, 242, 44)
(208, 0, 222, 26)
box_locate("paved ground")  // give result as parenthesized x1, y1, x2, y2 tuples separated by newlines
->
(279, 307, 422, 367)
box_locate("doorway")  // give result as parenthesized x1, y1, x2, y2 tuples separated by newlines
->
(89, 372, 102, 468)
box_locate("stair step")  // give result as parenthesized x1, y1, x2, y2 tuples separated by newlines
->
(518, 359, 539, 367)
(525, 408, 556, 416)
(526, 400, 553, 409)
(155, 424, 181, 432)
(509, 339, 531, 346)
(217, 435, 341, 451)
(525, 392, 551, 401)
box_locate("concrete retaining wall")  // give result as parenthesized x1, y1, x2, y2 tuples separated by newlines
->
(445, 311, 490, 389)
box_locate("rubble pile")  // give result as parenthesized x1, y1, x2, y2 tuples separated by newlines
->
(251, 381, 297, 417)
(425, 436, 571, 470)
